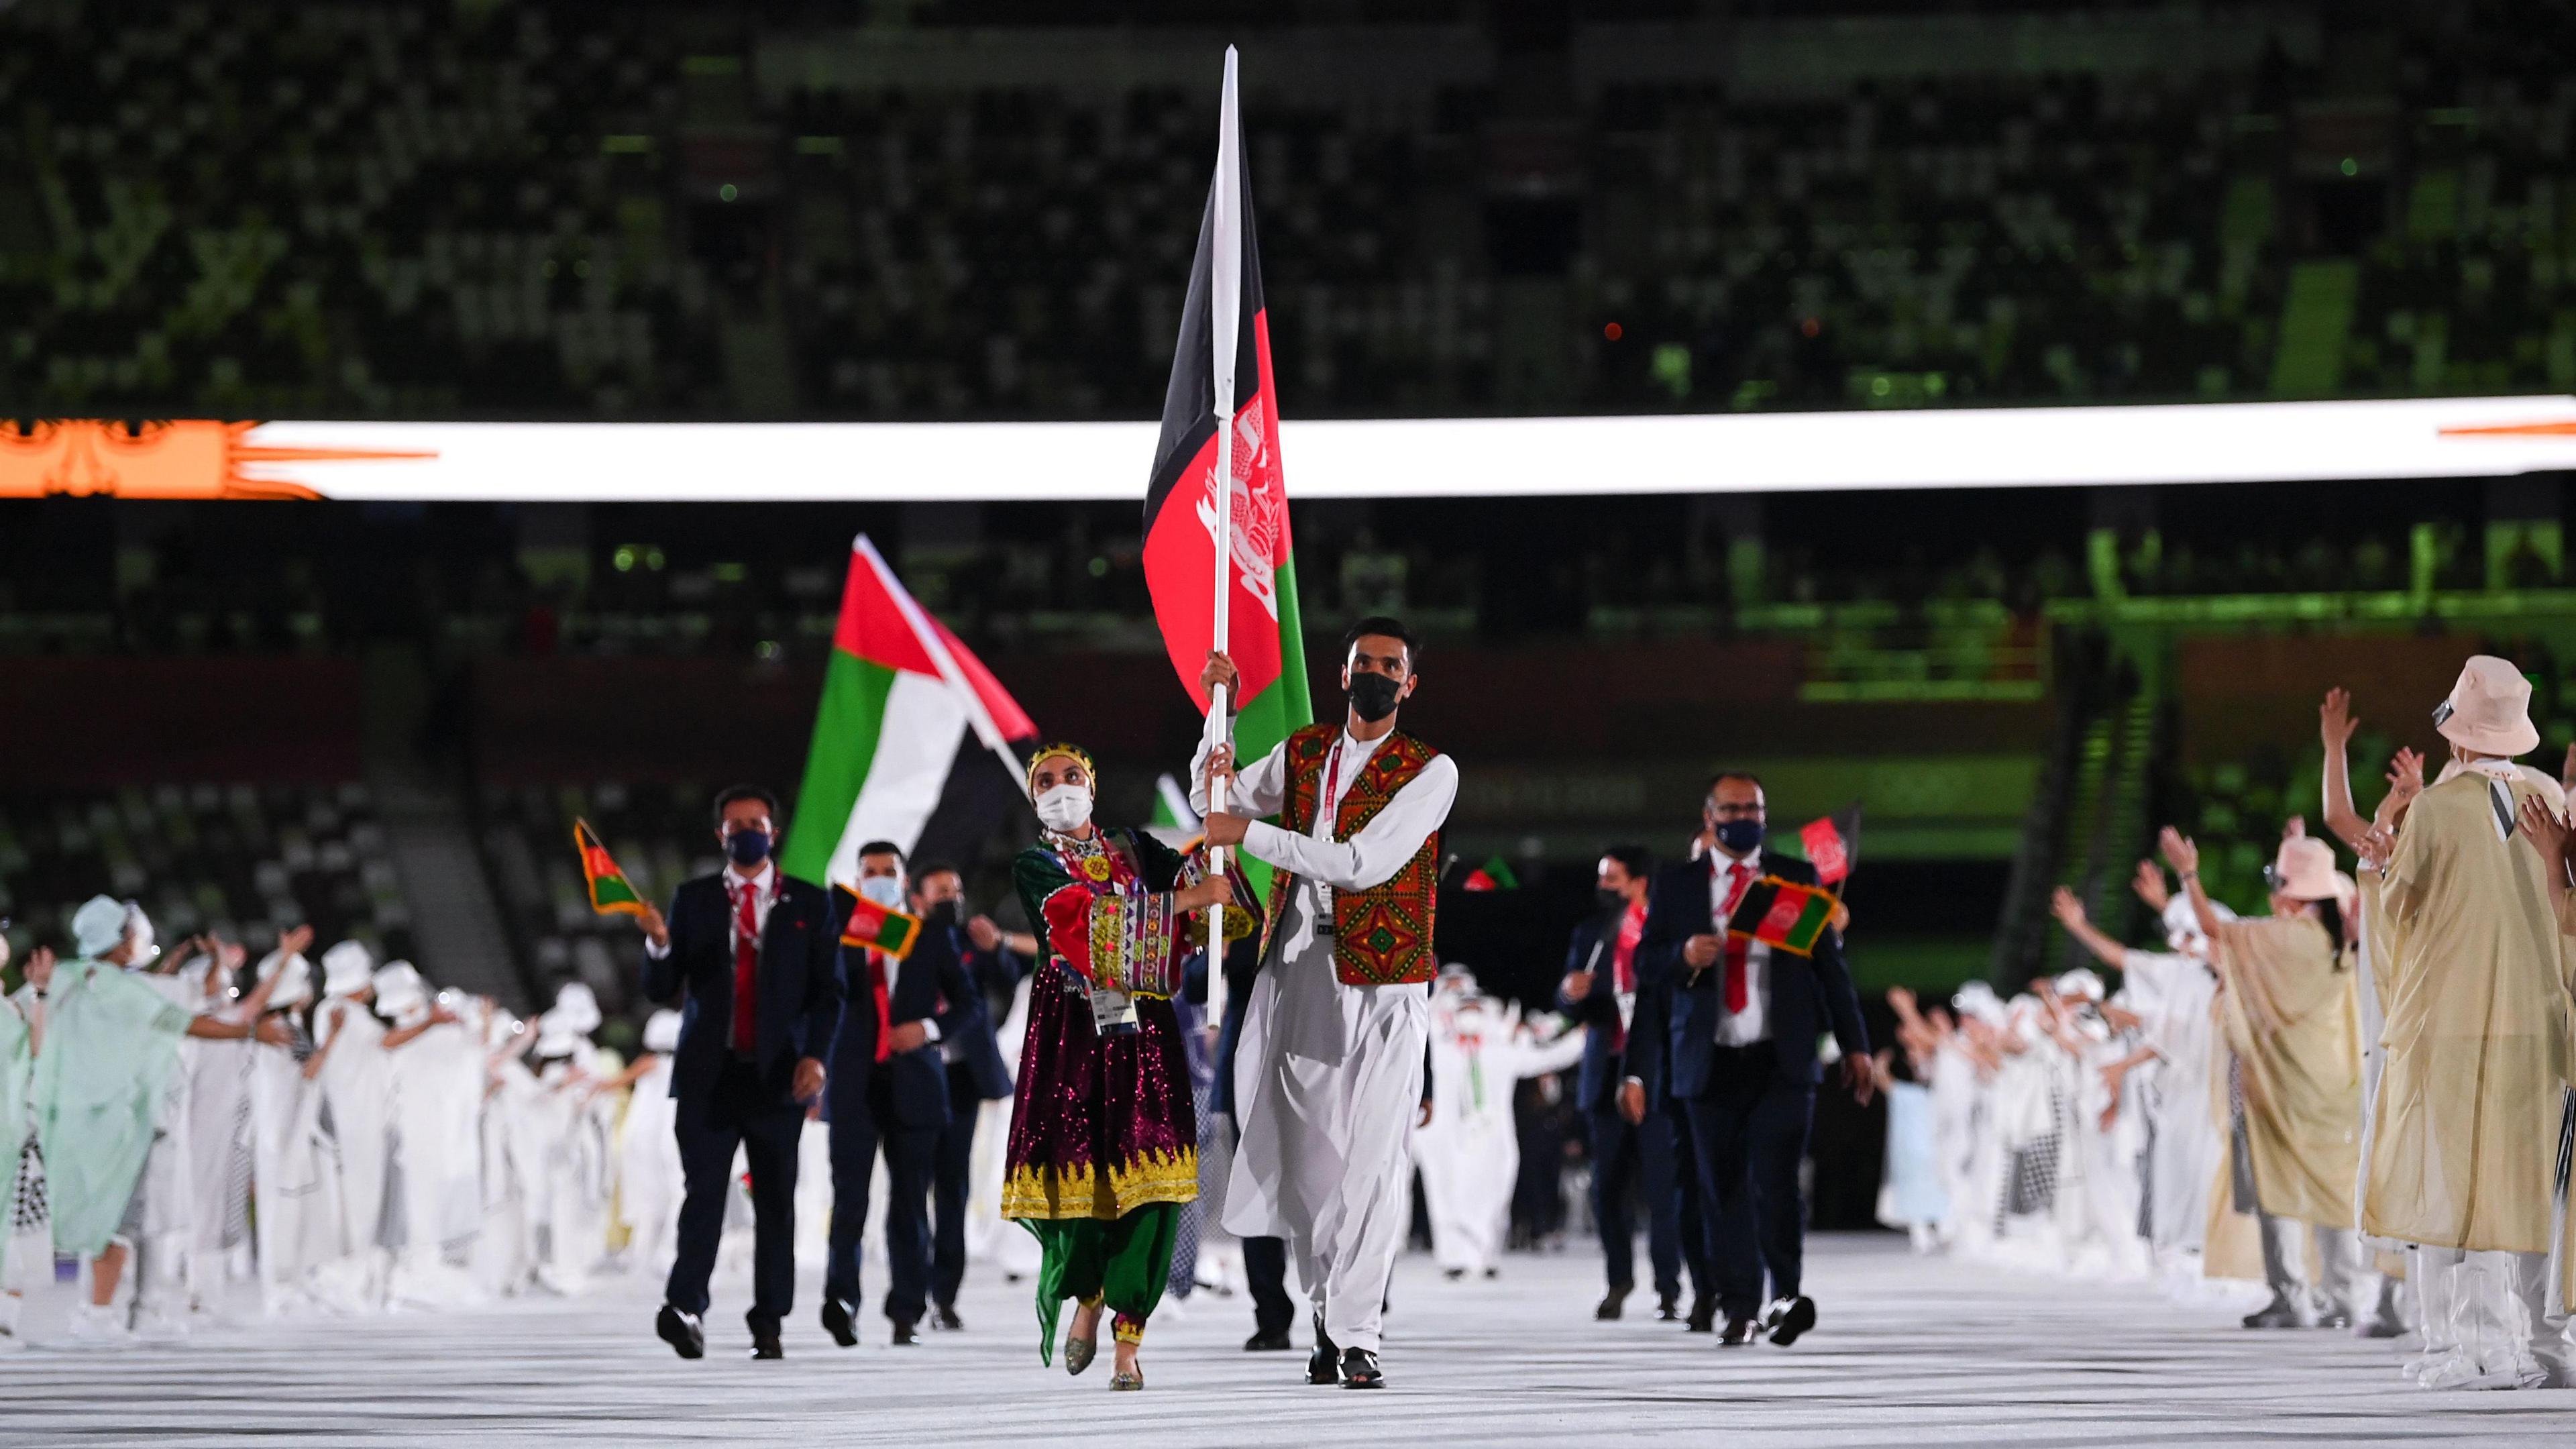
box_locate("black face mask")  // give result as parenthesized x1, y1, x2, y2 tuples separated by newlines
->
(1713, 818, 1765, 855)
(1595, 888, 1627, 915)
(1347, 672, 1403, 723)
(725, 828, 772, 867)
(923, 898, 961, 928)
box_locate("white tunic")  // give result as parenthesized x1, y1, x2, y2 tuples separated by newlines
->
(2123, 949, 2221, 1258)
(1412, 1006, 1585, 1275)
(1194, 725, 1458, 1354)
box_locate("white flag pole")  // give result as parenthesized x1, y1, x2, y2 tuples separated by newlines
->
(1204, 45, 1243, 1024)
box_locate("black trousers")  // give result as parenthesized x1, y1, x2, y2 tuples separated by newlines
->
(1588, 1104, 1692, 1299)
(1680, 1045, 1815, 1322)
(1243, 1234, 1294, 1336)
(1662, 1094, 1719, 1301)
(667, 1057, 804, 1334)
(825, 1075, 941, 1325)
(930, 1061, 984, 1309)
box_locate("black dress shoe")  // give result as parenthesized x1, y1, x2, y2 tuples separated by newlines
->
(890, 1320, 920, 1346)
(1340, 1346, 1385, 1389)
(1595, 1283, 1631, 1321)
(1719, 1317, 1761, 1345)
(931, 1305, 965, 1333)
(655, 1304, 704, 1360)
(1686, 1293, 1717, 1334)
(1245, 1328, 1293, 1352)
(1764, 1295, 1817, 1347)
(820, 1298, 857, 1348)
(749, 1327, 785, 1360)
(1656, 1291, 1681, 1322)
(1307, 1311, 1342, 1385)
(1442, 1267, 1466, 1281)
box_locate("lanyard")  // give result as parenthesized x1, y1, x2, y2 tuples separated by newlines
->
(1320, 733, 1348, 841)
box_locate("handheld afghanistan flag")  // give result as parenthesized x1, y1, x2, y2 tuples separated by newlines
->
(1725, 875, 1839, 957)
(1140, 47, 1311, 913)
(574, 818, 648, 918)
(833, 883, 922, 961)
(780, 535, 1040, 890)
(1798, 804, 1863, 889)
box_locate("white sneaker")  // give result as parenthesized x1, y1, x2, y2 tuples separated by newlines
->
(134, 1309, 191, 1344)
(66, 1304, 138, 1347)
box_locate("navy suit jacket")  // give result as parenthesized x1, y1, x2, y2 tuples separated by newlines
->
(1629, 853, 1868, 1097)
(828, 919, 977, 1131)
(641, 871, 845, 1109)
(945, 941, 1028, 1103)
(1556, 908, 1632, 1115)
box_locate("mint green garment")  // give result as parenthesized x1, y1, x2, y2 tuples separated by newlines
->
(0, 998, 25, 1286)
(31, 959, 190, 1259)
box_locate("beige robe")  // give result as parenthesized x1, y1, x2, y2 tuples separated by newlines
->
(2368, 769, 2574, 1256)
(2212, 914, 2360, 1228)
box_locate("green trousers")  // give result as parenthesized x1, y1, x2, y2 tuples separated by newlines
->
(1022, 1203, 1181, 1364)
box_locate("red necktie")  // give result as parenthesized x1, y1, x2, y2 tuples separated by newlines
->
(869, 952, 894, 1065)
(1721, 862, 1752, 1015)
(1609, 902, 1644, 1050)
(731, 877, 760, 1054)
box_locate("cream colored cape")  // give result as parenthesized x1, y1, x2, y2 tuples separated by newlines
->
(2212, 913, 2360, 1228)
(2367, 769, 2574, 1256)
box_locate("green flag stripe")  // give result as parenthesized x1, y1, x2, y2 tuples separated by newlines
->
(1225, 551, 1311, 911)
(780, 651, 895, 885)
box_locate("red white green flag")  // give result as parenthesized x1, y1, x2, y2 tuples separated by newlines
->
(574, 818, 648, 917)
(780, 535, 1039, 889)
(1140, 48, 1311, 908)
(833, 884, 923, 960)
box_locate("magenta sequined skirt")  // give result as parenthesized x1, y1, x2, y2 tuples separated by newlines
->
(1002, 965, 1199, 1221)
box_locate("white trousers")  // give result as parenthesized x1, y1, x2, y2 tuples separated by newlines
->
(1224, 948, 1428, 1354)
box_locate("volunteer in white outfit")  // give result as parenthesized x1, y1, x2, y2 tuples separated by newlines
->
(615, 1010, 686, 1278)
(309, 940, 394, 1311)
(1412, 983, 1586, 1281)
(374, 962, 482, 1307)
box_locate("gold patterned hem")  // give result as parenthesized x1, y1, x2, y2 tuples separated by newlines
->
(1001, 1150, 1200, 1222)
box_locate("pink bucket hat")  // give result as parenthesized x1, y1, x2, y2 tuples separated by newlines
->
(2434, 655, 2539, 758)
(2270, 835, 2342, 902)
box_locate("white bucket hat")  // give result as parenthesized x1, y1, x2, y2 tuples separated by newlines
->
(2434, 655, 2539, 757)
(260, 949, 313, 1008)
(372, 961, 427, 1018)
(551, 981, 602, 1034)
(642, 1009, 683, 1054)
(71, 895, 128, 958)
(320, 940, 375, 998)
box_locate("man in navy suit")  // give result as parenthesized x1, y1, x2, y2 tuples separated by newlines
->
(636, 785, 843, 1361)
(911, 859, 1028, 1332)
(1559, 845, 1703, 1324)
(820, 842, 978, 1348)
(1631, 773, 1870, 1347)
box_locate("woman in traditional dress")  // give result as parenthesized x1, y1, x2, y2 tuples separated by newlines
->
(1003, 743, 1238, 1391)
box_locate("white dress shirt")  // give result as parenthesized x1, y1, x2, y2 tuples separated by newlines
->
(1706, 848, 1772, 1047)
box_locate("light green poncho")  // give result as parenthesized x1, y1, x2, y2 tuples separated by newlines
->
(31, 958, 191, 1259)
(0, 996, 26, 1285)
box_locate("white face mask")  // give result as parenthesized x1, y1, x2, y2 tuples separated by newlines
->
(1034, 784, 1094, 833)
(857, 874, 905, 909)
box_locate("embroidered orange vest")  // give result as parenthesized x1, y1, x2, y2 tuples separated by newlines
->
(1258, 722, 1443, 986)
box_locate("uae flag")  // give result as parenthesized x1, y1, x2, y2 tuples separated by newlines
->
(780, 535, 1040, 889)
(1141, 47, 1311, 909)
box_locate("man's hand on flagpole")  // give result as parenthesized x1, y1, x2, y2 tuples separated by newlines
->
(1202, 813, 1250, 849)
(1199, 651, 1240, 710)
(1201, 743, 1236, 799)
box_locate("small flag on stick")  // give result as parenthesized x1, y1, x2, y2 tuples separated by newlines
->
(835, 884, 922, 960)
(1725, 875, 1838, 957)
(574, 818, 649, 917)
(1799, 803, 1862, 888)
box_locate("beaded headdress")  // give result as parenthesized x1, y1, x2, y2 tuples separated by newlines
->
(1024, 741, 1097, 797)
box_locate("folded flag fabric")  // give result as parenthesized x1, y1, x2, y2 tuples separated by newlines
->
(574, 818, 648, 917)
(1725, 875, 1837, 957)
(835, 884, 922, 960)
(1460, 855, 1520, 893)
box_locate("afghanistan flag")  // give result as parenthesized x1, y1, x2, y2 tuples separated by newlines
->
(1798, 804, 1863, 888)
(780, 535, 1040, 890)
(574, 818, 648, 917)
(1726, 875, 1838, 957)
(833, 883, 922, 961)
(1140, 47, 1311, 910)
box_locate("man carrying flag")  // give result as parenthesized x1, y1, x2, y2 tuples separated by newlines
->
(1193, 618, 1456, 1390)
(1629, 773, 1871, 1348)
